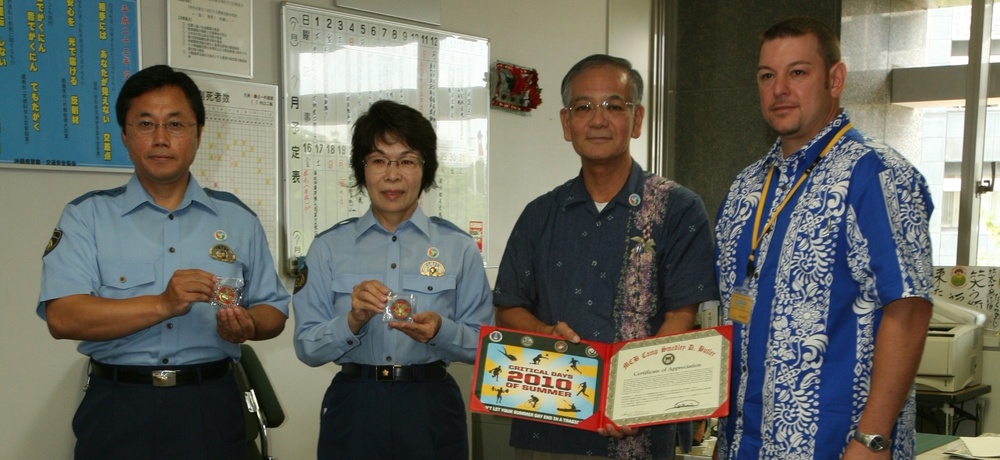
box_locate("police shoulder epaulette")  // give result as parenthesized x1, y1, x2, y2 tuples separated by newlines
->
(204, 188, 257, 216)
(316, 217, 360, 238)
(68, 186, 126, 206)
(429, 216, 468, 235)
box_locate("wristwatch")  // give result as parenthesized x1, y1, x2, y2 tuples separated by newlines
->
(853, 431, 890, 452)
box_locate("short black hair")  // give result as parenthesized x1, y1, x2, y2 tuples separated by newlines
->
(350, 100, 438, 193)
(560, 54, 643, 106)
(115, 64, 204, 132)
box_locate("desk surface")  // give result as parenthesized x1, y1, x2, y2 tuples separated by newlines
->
(675, 434, 964, 458)
(917, 439, 964, 459)
(917, 384, 992, 403)
(917, 433, 960, 454)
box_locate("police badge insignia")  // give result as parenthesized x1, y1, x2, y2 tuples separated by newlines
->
(209, 244, 236, 263)
(420, 260, 445, 277)
(44, 229, 63, 256)
(293, 264, 308, 294)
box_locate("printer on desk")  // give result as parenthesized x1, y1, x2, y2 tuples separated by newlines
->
(916, 295, 986, 392)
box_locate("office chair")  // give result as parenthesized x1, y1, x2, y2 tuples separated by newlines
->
(235, 344, 285, 460)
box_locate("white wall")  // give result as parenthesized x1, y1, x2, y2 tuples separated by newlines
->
(978, 337, 1000, 435)
(608, 0, 652, 171)
(0, 1, 610, 459)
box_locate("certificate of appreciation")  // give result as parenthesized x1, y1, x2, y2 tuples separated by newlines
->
(469, 325, 732, 431)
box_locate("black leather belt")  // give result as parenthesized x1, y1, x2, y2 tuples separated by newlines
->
(89, 359, 233, 387)
(340, 361, 448, 382)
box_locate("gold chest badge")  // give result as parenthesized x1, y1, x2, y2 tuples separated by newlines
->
(420, 259, 445, 277)
(210, 244, 236, 263)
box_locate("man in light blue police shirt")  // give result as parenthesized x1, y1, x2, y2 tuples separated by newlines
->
(38, 64, 290, 460)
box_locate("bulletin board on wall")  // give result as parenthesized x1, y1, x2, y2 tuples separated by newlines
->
(281, 3, 490, 274)
(0, 0, 140, 169)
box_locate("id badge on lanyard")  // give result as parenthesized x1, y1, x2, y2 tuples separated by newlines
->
(730, 122, 853, 326)
(729, 283, 755, 324)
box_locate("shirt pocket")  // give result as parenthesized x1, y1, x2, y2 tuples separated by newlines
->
(201, 259, 246, 280)
(99, 261, 156, 299)
(330, 274, 381, 296)
(403, 274, 457, 313)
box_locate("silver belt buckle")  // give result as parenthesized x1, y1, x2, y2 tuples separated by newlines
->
(152, 370, 177, 387)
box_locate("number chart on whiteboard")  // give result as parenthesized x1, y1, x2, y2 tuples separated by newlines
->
(281, 3, 490, 274)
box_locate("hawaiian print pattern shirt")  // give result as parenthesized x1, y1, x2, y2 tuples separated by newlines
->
(715, 112, 934, 459)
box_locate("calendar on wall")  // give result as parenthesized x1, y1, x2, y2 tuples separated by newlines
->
(281, 3, 490, 274)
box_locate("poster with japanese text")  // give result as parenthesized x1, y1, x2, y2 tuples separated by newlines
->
(0, 1, 140, 169)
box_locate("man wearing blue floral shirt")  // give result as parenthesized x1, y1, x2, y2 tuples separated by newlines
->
(714, 17, 934, 459)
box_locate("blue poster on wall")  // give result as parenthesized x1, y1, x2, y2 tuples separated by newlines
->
(0, 1, 139, 169)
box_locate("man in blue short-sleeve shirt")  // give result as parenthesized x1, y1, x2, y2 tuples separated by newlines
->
(37, 65, 290, 460)
(714, 18, 934, 459)
(493, 54, 718, 460)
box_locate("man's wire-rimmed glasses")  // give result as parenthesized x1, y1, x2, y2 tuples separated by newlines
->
(127, 120, 198, 136)
(565, 99, 635, 119)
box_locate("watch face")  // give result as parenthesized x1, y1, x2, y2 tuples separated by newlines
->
(855, 432, 888, 452)
(870, 435, 886, 451)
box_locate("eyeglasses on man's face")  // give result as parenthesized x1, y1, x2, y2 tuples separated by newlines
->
(127, 120, 198, 136)
(363, 155, 425, 174)
(566, 99, 635, 119)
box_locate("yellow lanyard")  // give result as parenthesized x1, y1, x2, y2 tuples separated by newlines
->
(746, 123, 852, 278)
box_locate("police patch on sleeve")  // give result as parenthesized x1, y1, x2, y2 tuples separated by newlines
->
(44, 229, 63, 257)
(293, 264, 308, 294)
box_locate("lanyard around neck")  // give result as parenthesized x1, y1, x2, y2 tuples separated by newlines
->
(746, 122, 852, 278)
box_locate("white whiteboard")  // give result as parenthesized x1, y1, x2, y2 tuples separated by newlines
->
(281, 3, 490, 274)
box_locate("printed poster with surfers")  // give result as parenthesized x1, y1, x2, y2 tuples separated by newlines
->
(470, 326, 732, 431)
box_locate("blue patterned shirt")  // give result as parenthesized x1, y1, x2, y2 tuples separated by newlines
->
(715, 112, 934, 459)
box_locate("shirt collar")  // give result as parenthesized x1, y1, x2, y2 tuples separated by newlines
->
(564, 160, 643, 210)
(354, 205, 430, 241)
(767, 110, 851, 168)
(121, 174, 217, 216)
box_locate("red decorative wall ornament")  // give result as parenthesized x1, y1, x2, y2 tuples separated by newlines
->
(490, 61, 542, 113)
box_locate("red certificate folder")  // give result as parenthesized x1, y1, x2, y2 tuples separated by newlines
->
(470, 325, 732, 432)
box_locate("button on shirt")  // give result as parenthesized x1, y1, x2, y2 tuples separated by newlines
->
(293, 206, 494, 367)
(37, 175, 291, 365)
